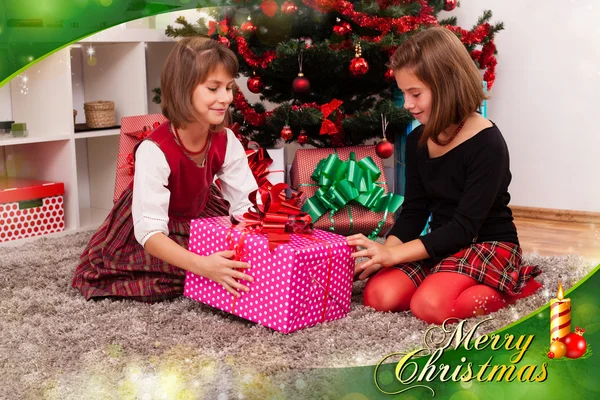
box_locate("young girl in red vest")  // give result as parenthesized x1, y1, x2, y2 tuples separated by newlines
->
(347, 27, 542, 325)
(73, 38, 258, 302)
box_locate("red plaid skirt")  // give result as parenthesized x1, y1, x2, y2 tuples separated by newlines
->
(393, 242, 541, 296)
(72, 184, 229, 302)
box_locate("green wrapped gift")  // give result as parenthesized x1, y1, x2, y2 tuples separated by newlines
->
(290, 145, 403, 238)
(11, 123, 28, 137)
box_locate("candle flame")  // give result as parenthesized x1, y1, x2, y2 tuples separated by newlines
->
(557, 281, 564, 300)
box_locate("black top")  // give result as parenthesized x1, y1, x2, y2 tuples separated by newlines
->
(387, 123, 519, 260)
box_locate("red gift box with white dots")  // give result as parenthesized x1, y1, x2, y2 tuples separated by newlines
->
(0, 179, 65, 243)
(114, 114, 167, 203)
(184, 216, 354, 334)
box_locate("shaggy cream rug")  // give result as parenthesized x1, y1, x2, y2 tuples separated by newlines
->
(0, 232, 596, 399)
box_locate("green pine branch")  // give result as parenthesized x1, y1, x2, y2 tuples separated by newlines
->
(152, 88, 161, 105)
(439, 17, 458, 26)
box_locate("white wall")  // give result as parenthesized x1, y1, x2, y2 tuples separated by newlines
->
(0, 84, 12, 121)
(446, 0, 600, 212)
(70, 47, 85, 124)
(146, 42, 176, 115)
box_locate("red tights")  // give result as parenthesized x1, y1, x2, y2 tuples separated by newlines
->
(363, 268, 542, 325)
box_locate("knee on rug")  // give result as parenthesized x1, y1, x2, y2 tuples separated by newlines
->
(363, 268, 417, 312)
(453, 284, 508, 318)
(410, 272, 509, 325)
(410, 285, 455, 325)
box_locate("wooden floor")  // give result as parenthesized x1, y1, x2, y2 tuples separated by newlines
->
(514, 217, 600, 262)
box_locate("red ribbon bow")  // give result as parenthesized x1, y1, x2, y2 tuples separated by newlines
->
(208, 19, 229, 36)
(234, 182, 313, 251)
(122, 153, 135, 176)
(319, 99, 343, 135)
(125, 121, 161, 140)
(246, 147, 274, 188)
(119, 121, 161, 176)
(229, 122, 275, 188)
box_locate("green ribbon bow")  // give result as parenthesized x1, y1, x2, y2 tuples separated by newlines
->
(301, 152, 404, 239)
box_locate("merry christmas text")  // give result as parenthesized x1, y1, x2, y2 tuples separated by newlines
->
(375, 317, 548, 396)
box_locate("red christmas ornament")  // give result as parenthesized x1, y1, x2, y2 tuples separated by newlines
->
(333, 21, 352, 36)
(562, 326, 587, 359)
(241, 19, 257, 33)
(293, 73, 310, 94)
(350, 44, 369, 76)
(376, 138, 394, 159)
(297, 130, 309, 145)
(218, 36, 230, 47)
(281, 1, 298, 14)
(384, 68, 395, 82)
(443, 0, 457, 11)
(293, 53, 310, 94)
(260, 0, 278, 17)
(350, 57, 369, 76)
(247, 74, 265, 94)
(280, 125, 293, 141)
(547, 352, 555, 359)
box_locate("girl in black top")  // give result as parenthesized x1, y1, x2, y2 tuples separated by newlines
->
(347, 27, 541, 325)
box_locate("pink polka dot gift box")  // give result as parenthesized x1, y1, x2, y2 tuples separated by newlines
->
(0, 178, 65, 243)
(184, 216, 354, 334)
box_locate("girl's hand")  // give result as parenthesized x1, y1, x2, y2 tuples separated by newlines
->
(347, 234, 397, 271)
(354, 262, 383, 281)
(192, 250, 254, 298)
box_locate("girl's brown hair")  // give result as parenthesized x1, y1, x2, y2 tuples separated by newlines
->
(161, 37, 239, 131)
(388, 27, 488, 145)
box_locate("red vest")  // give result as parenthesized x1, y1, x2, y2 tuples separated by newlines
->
(137, 122, 227, 221)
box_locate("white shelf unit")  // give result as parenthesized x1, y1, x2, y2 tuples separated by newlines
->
(0, 24, 176, 247)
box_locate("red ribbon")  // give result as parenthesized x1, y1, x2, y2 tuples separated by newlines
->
(234, 182, 313, 251)
(208, 19, 229, 36)
(319, 99, 343, 135)
(226, 190, 342, 322)
(226, 182, 313, 312)
(119, 121, 161, 176)
(228, 123, 278, 188)
(120, 153, 135, 176)
(225, 225, 334, 322)
(297, 233, 333, 322)
(245, 147, 273, 188)
(125, 121, 161, 140)
(226, 226, 249, 314)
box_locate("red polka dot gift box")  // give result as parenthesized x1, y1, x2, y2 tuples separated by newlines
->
(184, 216, 354, 334)
(0, 178, 65, 243)
(113, 114, 167, 203)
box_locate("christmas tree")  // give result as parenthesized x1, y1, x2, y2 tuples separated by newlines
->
(162, 0, 502, 148)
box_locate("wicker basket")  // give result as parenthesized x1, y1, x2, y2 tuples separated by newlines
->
(84, 101, 115, 128)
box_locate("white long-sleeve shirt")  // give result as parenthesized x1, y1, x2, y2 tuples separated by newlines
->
(131, 128, 257, 246)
